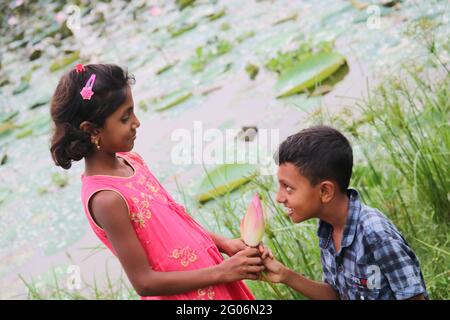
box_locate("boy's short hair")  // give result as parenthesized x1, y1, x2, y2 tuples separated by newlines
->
(274, 125, 353, 192)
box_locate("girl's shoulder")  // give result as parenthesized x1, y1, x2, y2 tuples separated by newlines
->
(118, 151, 145, 166)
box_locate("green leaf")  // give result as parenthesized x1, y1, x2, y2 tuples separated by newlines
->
(205, 8, 226, 21)
(15, 113, 51, 139)
(13, 80, 30, 95)
(176, 0, 196, 10)
(195, 164, 258, 203)
(168, 22, 198, 38)
(245, 63, 259, 80)
(49, 50, 80, 72)
(29, 94, 51, 109)
(153, 89, 193, 111)
(275, 52, 347, 98)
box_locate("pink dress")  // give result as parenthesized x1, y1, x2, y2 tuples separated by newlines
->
(80, 151, 255, 300)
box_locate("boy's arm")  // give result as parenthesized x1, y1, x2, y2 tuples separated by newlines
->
(373, 239, 428, 300)
(263, 257, 340, 300)
(282, 268, 340, 300)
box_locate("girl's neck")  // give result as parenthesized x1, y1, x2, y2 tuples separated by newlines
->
(84, 151, 121, 175)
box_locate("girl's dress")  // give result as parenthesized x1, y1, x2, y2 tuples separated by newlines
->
(81, 151, 255, 300)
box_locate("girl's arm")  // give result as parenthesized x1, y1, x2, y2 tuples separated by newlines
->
(90, 191, 264, 297)
(210, 233, 274, 259)
(209, 232, 245, 256)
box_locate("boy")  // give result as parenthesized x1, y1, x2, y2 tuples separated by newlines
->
(262, 126, 428, 300)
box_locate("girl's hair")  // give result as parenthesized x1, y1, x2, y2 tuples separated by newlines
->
(50, 64, 135, 169)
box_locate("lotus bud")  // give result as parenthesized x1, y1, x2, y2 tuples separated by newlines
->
(240, 193, 265, 247)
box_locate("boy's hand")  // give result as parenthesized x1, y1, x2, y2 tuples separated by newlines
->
(258, 243, 274, 260)
(262, 256, 287, 283)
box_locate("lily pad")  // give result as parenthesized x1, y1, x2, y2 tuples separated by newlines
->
(168, 22, 198, 38)
(0, 122, 19, 139)
(195, 163, 258, 203)
(49, 50, 80, 72)
(29, 94, 51, 109)
(12, 80, 30, 95)
(0, 111, 19, 124)
(156, 61, 179, 75)
(153, 89, 193, 111)
(176, 0, 196, 10)
(15, 113, 51, 139)
(205, 8, 226, 21)
(245, 63, 259, 80)
(275, 52, 347, 98)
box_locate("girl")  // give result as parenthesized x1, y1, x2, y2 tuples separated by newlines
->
(49, 63, 266, 300)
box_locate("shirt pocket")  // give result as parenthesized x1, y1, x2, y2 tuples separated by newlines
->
(344, 268, 381, 300)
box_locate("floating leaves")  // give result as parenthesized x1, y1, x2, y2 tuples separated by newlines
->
(168, 22, 198, 38)
(191, 38, 233, 73)
(245, 64, 259, 80)
(195, 164, 258, 203)
(176, 0, 196, 10)
(275, 52, 347, 98)
(49, 50, 80, 72)
(52, 172, 69, 188)
(152, 89, 193, 111)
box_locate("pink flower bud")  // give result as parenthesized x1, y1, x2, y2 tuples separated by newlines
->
(240, 193, 265, 247)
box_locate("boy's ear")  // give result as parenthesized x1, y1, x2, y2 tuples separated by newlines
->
(319, 181, 335, 204)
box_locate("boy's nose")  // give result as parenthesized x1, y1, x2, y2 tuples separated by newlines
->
(275, 191, 285, 204)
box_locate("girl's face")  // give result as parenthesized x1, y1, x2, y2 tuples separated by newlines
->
(275, 163, 322, 223)
(98, 86, 140, 152)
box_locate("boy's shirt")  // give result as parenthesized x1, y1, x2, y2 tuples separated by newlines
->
(318, 189, 428, 300)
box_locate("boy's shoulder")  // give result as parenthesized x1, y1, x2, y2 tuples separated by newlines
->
(356, 202, 405, 245)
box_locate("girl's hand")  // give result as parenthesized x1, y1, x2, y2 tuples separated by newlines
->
(217, 247, 265, 283)
(221, 238, 247, 256)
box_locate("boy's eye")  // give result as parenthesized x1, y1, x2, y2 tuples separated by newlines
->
(286, 186, 293, 193)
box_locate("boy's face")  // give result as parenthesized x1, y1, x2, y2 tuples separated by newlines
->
(99, 86, 140, 152)
(276, 162, 322, 223)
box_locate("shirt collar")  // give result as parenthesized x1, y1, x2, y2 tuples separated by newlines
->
(317, 188, 361, 250)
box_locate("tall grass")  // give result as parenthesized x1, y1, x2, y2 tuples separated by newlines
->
(19, 17, 448, 300)
(192, 19, 449, 299)
(349, 67, 449, 299)
(18, 260, 139, 300)
(304, 37, 449, 298)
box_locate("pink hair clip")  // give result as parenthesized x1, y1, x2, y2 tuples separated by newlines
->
(75, 63, 85, 73)
(80, 74, 96, 100)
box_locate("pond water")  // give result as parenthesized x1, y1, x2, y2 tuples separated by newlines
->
(0, 0, 448, 298)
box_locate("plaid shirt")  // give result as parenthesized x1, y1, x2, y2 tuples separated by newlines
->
(318, 189, 428, 300)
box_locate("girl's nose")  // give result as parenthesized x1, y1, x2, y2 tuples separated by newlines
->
(133, 118, 140, 129)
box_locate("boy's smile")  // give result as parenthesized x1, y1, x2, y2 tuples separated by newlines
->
(276, 163, 322, 223)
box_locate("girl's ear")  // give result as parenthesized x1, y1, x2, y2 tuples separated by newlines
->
(80, 121, 100, 139)
(319, 181, 335, 204)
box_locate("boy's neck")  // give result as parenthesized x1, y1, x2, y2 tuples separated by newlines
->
(318, 191, 350, 233)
